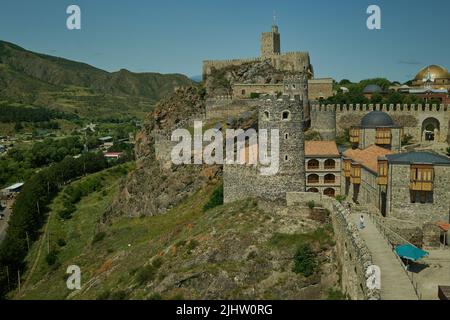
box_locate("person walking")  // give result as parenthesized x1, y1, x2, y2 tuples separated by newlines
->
(359, 215, 365, 229)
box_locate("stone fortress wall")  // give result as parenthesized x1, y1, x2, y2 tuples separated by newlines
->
(311, 103, 450, 143)
(202, 52, 311, 79)
(286, 192, 380, 300)
(205, 96, 260, 119)
(202, 57, 262, 79)
(232, 78, 333, 101)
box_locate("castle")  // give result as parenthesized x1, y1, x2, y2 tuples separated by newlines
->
(202, 24, 334, 102)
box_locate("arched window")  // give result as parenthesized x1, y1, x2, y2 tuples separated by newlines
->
(307, 188, 319, 193)
(324, 188, 336, 198)
(263, 111, 270, 121)
(307, 174, 319, 184)
(324, 159, 336, 170)
(284, 133, 289, 140)
(307, 159, 319, 170)
(284, 155, 289, 161)
(324, 174, 336, 184)
(282, 111, 291, 120)
(241, 89, 246, 95)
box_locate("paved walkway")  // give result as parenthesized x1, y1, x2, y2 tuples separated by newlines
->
(353, 213, 418, 300)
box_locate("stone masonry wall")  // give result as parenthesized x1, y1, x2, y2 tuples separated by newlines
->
(286, 192, 380, 300)
(311, 104, 450, 144)
(387, 164, 450, 223)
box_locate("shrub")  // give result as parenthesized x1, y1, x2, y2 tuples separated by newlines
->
(336, 195, 346, 203)
(92, 231, 106, 245)
(292, 244, 317, 277)
(96, 290, 111, 300)
(327, 288, 348, 300)
(402, 134, 414, 146)
(186, 239, 199, 254)
(136, 265, 157, 285)
(148, 293, 162, 300)
(307, 200, 315, 210)
(447, 147, 450, 156)
(152, 257, 163, 269)
(250, 92, 261, 99)
(57, 238, 66, 247)
(203, 183, 223, 212)
(109, 290, 128, 300)
(45, 250, 58, 266)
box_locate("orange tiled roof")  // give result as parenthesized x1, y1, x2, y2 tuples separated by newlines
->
(305, 141, 340, 157)
(436, 221, 450, 232)
(343, 145, 393, 172)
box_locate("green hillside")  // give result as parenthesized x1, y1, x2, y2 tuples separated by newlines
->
(14, 167, 339, 300)
(0, 41, 194, 118)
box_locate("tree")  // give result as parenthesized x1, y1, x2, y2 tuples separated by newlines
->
(293, 244, 317, 277)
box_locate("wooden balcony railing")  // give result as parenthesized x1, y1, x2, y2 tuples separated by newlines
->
(410, 180, 433, 191)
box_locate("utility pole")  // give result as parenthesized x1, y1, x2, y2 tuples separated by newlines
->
(17, 270, 21, 293)
(6, 266, 10, 290)
(25, 231, 30, 251)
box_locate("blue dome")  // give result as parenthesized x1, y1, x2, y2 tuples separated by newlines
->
(361, 111, 396, 128)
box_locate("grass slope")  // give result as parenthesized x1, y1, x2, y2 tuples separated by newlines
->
(16, 175, 338, 300)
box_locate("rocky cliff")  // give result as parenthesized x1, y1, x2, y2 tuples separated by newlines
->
(205, 59, 297, 97)
(110, 86, 221, 218)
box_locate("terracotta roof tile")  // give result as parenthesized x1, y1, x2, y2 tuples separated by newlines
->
(343, 145, 393, 172)
(305, 141, 340, 157)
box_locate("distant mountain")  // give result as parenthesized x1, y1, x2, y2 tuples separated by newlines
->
(189, 75, 202, 82)
(0, 41, 194, 118)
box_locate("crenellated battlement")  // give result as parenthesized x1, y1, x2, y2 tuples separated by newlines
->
(311, 103, 450, 113)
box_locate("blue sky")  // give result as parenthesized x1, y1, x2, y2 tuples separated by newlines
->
(0, 0, 449, 82)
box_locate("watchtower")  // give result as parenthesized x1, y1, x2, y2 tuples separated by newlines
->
(261, 25, 281, 59)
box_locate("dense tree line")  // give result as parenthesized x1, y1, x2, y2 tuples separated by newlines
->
(0, 136, 84, 187)
(0, 105, 77, 123)
(0, 152, 108, 298)
(323, 78, 439, 105)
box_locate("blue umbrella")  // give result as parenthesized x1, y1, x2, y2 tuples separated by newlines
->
(395, 244, 429, 262)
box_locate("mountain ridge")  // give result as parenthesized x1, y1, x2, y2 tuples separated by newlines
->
(0, 40, 194, 117)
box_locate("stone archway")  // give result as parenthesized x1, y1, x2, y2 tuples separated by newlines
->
(421, 117, 440, 142)
(324, 188, 335, 198)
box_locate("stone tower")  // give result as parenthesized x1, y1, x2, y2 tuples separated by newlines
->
(257, 82, 307, 198)
(283, 74, 310, 129)
(223, 73, 308, 203)
(261, 25, 281, 59)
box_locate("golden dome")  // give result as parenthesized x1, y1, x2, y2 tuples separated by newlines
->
(414, 65, 449, 81)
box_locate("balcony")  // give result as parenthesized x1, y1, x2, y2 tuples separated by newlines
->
(376, 128, 391, 145)
(350, 165, 361, 185)
(410, 165, 434, 191)
(410, 180, 433, 192)
(376, 137, 391, 145)
(377, 176, 388, 185)
(377, 160, 388, 185)
(343, 159, 351, 177)
(349, 128, 360, 144)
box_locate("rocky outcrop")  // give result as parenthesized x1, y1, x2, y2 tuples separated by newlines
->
(110, 86, 221, 217)
(205, 59, 297, 97)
